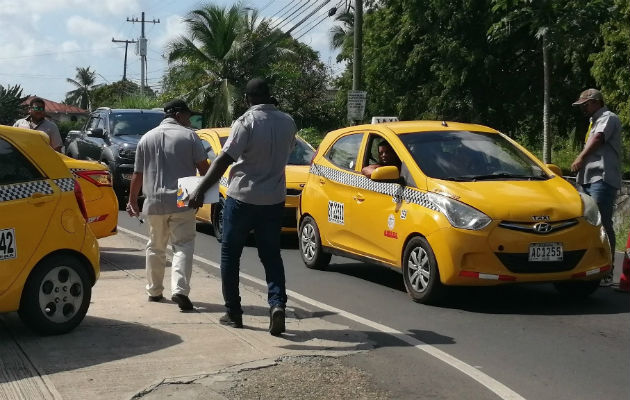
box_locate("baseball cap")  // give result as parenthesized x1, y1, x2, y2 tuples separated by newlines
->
(572, 89, 604, 106)
(163, 99, 200, 115)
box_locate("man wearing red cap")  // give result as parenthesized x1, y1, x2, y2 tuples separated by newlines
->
(571, 88, 622, 286)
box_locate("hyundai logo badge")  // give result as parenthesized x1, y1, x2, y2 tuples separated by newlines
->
(533, 222, 552, 233)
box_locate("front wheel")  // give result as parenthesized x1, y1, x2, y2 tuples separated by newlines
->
(299, 216, 331, 269)
(553, 280, 599, 298)
(402, 237, 444, 304)
(19, 255, 92, 335)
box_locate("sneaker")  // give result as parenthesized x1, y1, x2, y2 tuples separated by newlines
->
(269, 305, 285, 336)
(219, 313, 243, 328)
(600, 270, 614, 287)
(148, 294, 163, 302)
(171, 294, 194, 311)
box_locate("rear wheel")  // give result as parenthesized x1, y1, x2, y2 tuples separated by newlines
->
(553, 280, 599, 298)
(19, 255, 92, 335)
(212, 197, 225, 242)
(299, 216, 331, 269)
(402, 237, 444, 304)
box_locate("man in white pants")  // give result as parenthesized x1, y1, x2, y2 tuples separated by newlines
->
(127, 99, 209, 310)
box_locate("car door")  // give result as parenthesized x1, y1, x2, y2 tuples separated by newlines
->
(0, 137, 60, 294)
(351, 133, 407, 264)
(76, 115, 99, 159)
(310, 132, 365, 251)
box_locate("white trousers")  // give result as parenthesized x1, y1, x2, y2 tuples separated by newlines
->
(145, 209, 196, 297)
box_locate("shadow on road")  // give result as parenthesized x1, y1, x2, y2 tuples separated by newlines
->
(0, 314, 181, 383)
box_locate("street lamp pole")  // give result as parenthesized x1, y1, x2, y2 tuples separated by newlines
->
(352, 0, 363, 91)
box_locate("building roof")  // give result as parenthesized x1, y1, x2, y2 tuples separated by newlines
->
(22, 96, 88, 114)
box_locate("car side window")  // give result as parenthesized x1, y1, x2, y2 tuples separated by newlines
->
(0, 138, 44, 185)
(86, 116, 99, 134)
(201, 139, 217, 161)
(324, 133, 363, 170)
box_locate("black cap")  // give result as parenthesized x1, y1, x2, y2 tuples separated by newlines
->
(245, 78, 270, 98)
(164, 99, 199, 115)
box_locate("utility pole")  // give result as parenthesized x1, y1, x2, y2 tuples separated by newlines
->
(352, 0, 363, 91)
(127, 12, 160, 94)
(111, 38, 137, 81)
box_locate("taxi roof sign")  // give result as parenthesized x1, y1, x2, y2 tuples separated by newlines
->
(371, 116, 399, 124)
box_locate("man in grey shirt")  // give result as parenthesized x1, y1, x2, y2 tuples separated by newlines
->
(571, 88, 622, 286)
(13, 97, 63, 152)
(127, 99, 209, 310)
(188, 78, 296, 335)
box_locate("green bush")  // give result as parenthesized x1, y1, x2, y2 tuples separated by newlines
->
(298, 127, 327, 148)
(57, 119, 84, 143)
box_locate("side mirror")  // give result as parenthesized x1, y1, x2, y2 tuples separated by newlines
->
(546, 163, 562, 177)
(370, 165, 400, 181)
(90, 128, 105, 138)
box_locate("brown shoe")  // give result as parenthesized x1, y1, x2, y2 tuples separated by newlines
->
(171, 294, 193, 310)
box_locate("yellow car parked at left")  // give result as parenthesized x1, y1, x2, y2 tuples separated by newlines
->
(0, 126, 100, 334)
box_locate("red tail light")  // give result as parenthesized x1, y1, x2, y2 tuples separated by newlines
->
(75, 170, 113, 187)
(73, 180, 88, 220)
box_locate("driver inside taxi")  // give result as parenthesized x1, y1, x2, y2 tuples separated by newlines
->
(361, 140, 402, 178)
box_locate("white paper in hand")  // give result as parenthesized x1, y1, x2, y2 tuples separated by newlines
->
(177, 176, 219, 207)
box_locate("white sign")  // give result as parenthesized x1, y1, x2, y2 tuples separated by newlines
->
(347, 90, 367, 121)
(177, 176, 219, 207)
(328, 201, 345, 225)
(0, 228, 16, 261)
(371, 116, 399, 124)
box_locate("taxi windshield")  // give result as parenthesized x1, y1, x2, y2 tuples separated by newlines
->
(287, 137, 315, 165)
(110, 113, 164, 136)
(399, 130, 548, 181)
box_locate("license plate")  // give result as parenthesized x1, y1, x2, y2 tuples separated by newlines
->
(528, 242, 563, 262)
(0, 228, 17, 261)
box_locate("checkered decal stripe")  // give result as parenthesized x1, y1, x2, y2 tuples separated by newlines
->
(310, 164, 440, 212)
(53, 178, 75, 192)
(219, 177, 228, 187)
(69, 168, 89, 179)
(0, 181, 53, 203)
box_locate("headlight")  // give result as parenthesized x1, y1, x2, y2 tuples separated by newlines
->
(580, 192, 601, 226)
(426, 192, 491, 230)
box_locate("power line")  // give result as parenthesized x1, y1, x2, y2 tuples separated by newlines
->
(273, 1, 313, 31)
(293, 0, 343, 39)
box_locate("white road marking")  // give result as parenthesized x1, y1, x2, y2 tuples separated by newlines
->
(118, 226, 526, 400)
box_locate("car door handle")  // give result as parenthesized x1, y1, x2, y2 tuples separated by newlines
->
(353, 193, 365, 202)
(28, 192, 55, 204)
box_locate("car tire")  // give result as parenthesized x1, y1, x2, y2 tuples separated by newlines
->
(18, 254, 92, 335)
(553, 280, 599, 298)
(402, 236, 444, 304)
(299, 216, 331, 269)
(212, 197, 225, 242)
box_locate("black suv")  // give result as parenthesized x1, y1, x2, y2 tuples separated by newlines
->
(65, 108, 164, 204)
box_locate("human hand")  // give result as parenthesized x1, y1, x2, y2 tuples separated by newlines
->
(126, 200, 140, 217)
(570, 156, 583, 173)
(187, 189, 203, 209)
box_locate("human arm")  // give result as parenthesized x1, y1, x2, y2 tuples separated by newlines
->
(187, 151, 234, 209)
(196, 159, 210, 176)
(571, 132, 603, 172)
(361, 164, 381, 178)
(126, 172, 143, 217)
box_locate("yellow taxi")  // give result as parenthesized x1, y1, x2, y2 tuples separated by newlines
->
(196, 128, 315, 241)
(0, 126, 100, 334)
(298, 120, 611, 303)
(59, 154, 118, 238)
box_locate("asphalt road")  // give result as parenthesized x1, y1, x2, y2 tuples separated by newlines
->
(119, 211, 629, 400)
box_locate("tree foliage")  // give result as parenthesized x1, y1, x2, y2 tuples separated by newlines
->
(0, 84, 28, 125)
(65, 66, 103, 111)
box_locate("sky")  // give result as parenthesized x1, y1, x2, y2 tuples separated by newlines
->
(0, 0, 345, 103)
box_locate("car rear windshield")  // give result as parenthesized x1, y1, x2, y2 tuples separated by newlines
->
(399, 130, 548, 181)
(287, 137, 315, 165)
(110, 113, 164, 136)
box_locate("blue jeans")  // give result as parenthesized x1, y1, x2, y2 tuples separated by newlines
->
(220, 197, 287, 316)
(581, 180, 617, 262)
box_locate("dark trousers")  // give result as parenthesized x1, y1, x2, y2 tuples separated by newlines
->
(220, 196, 287, 316)
(581, 180, 617, 263)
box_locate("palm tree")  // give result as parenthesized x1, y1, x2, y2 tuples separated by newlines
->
(66, 67, 101, 111)
(166, 3, 287, 126)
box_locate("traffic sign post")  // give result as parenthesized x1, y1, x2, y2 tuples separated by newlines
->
(347, 90, 367, 122)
